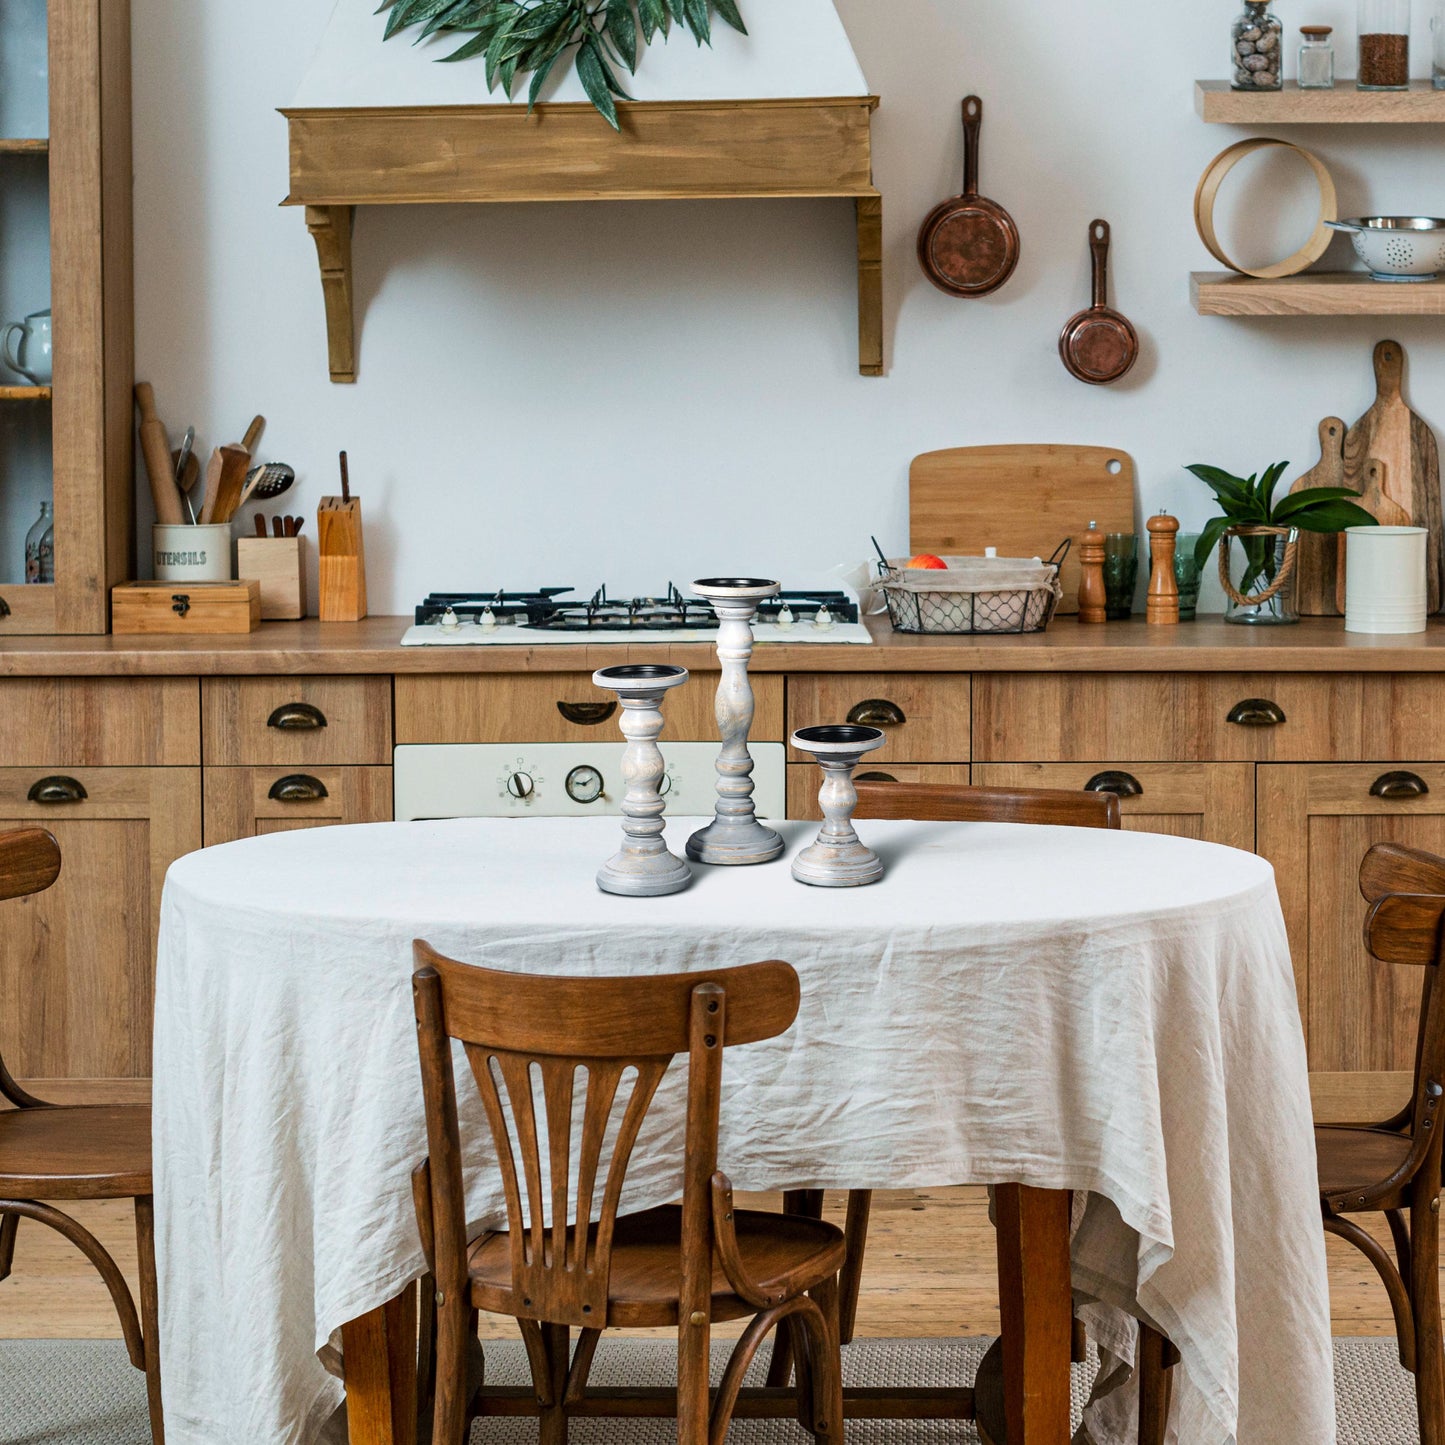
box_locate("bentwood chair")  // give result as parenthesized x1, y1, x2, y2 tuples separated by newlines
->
(0, 828, 163, 1444)
(1143, 839, 1445, 1445)
(410, 943, 847, 1445)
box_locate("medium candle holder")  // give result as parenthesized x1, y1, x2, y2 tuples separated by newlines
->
(790, 724, 887, 888)
(686, 578, 786, 867)
(592, 665, 693, 897)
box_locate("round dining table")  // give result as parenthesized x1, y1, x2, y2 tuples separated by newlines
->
(152, 815, 1333, 1445)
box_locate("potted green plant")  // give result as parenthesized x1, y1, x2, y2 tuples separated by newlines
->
(1188, 461, 1378, 624)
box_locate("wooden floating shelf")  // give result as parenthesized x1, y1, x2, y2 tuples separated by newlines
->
(1192, 271, 1445, 316)
(0, 385, 52, 401)
(0, 137, 49, 154)
(1197, 79, 1445, 123)
(282, 97, 883, 380)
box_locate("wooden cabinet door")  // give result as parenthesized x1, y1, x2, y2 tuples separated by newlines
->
(973, 762, 1254, 849)
(0, 767, 201, 1080)
(203, 766, 393, 845)
(1259, 763, 1445, 1075)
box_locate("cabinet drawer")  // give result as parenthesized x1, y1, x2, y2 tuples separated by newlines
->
(203, 766, 393, 845)
(395, 673, 781, 744)
(0, 678, 199, 766)
(787, 763, 968, 820)
(203, 677, 391, 766)
(786, 674, 969, 762)
(973, 673, 1445, 762)
(973, 762, 1254, 849)
(0, 766, 201, 1078)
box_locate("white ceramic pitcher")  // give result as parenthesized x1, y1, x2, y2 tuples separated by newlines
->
(1, 308, 52, 386)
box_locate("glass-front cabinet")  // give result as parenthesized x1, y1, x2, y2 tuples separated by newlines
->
(0, 0, 132, 635)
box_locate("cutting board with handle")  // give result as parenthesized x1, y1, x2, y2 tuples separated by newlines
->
(1289, 417, 1347, 617)
(1343, 340, 1443, 613)
(910, 444, 1136, 614)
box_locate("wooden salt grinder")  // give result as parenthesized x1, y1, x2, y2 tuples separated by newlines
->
(317, 450, 367, 622)
(1147, 512, 1180, 626)
(1078, 521, 1108, 624)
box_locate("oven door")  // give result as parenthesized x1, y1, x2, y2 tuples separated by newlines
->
(394, 743, 786, 821)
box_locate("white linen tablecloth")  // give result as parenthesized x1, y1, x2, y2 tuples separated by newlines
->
(153, 816, 1333, 1445)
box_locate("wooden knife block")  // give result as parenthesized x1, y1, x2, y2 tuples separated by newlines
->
(317, 496, 367, 622)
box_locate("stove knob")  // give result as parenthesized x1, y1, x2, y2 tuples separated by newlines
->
(658, 771, 674, 798)
(506, 771, 535, 800)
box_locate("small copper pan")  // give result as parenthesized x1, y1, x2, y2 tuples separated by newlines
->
(1059, 220, 1138, 386)
(917, 96, 1020, 299)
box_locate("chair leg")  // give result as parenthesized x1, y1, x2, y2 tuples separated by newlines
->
(767, 1191, 824, 1387)
(801, 1276, 844, 1444)
(838, 1190, 871, 1347)
(430, 1283, 472, 1445)
(679, 1308, 711, 1445)
(1410, 1180, 1445, 1445)
(0, 1210, 17, 1282)
(1136, 1323, 1173, 1445)
(134, 1197, 165, 1445)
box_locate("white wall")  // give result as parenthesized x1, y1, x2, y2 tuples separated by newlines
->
(131, 1, 1445, 615)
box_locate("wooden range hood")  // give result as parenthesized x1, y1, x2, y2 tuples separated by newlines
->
(282, 4, 881, 381)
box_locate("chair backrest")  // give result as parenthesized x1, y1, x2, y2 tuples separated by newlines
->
(854, 781, 1121, 830)
(412, 941, 799, 1327)
(1359, 842, 1445, 1159)
(0, 828, 61, 1109)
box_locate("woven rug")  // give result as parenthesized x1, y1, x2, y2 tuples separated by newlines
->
(0, 1336, 1420, 1444)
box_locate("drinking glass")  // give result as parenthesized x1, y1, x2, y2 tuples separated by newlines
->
(1104, 534, 1138, 620)
(1174, 534, 1203, 620)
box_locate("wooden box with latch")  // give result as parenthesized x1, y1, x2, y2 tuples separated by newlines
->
(111, 580, 261, 635)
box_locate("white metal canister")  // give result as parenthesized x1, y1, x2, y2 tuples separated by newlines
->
(152, 524, 232, 583)
(1344, 525, 1428, 634)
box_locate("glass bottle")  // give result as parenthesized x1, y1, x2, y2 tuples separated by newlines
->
(24, 500, 52, 584)
(1299, 26, 1336, 87)
(1358, 0, 1410, 90)
(1433, 0, 1445, 88)
(1233, 1, 1284, 90)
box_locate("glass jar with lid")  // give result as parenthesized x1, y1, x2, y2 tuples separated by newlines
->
(1233, 1, 1284, 89)
(1432, 0, 1445, 88)
(1358, 0, 1410, 90)
(1299, 26, 1336, 87)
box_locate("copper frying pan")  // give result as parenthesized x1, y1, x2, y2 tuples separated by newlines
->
(1059, 220, 1138, 386)
(917, 96, 1020, 298)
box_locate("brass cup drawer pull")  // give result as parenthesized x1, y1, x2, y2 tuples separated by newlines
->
(856, 771, 899, 784)
(1371, 771, 1430, 801)
(1084, 770, 1144, 799)
(846, 699, 907, 728)
(27, 775, 87, 805)
(267, 702, 329, 732)
(557, 701, 617, 727)
(1226, 699, 1287, 728)
(268, 774, 330, 803)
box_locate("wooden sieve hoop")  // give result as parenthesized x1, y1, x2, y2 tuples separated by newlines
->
(1194, 139, 1338, 280)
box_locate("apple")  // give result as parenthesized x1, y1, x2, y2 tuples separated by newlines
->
(906, 553, 948, 570)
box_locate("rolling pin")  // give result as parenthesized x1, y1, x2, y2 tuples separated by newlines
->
(134, 383, 186, 525)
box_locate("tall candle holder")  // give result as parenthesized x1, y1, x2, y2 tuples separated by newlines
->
(686, 578, 786, 867)
(790, 724, 887, 888)
(592, 665, 692, 897)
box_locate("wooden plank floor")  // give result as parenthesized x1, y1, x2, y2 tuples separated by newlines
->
(0, 1186, 1420, 1341)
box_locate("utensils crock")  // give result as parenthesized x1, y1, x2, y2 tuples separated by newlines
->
(153, 524, 233, 584)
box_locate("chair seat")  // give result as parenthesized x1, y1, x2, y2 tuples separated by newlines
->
(468, 1204, 847, 1329)
(1315, 1125, 1415, 1209)
(0, 1105, 152, 1200)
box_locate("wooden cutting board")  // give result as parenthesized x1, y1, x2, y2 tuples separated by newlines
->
(1289, 417, 1347, 617)
(1343, 340, 1443, 613)
(910, 444, 1137, 614)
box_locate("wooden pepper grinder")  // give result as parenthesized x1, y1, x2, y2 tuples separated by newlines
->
(318, 450, 368, 622)
(1147, 512, 1180, 626)
(1078, 521, 1108, 624)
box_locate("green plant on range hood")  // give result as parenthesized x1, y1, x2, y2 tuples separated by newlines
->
(377, 0, 748, 129)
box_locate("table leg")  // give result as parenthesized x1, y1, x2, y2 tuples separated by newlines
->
(343, 1286, 419, 1445)
(981, 1184, 1073, 1445)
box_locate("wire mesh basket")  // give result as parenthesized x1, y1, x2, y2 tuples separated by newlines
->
(877, 542, 1069, 636)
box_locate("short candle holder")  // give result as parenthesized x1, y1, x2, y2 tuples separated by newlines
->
(790, 724, 887, 888)
(686, 577, 786, 868)
(592, 664, 693, 898)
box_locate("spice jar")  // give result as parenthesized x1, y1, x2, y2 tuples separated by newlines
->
(1300, 26, 1336, 87)
(1358, 0, 1410, 90)
(1233, 1, 1284, 89)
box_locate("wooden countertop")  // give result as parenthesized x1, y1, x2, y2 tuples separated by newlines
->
(7, 615, 1445, 675)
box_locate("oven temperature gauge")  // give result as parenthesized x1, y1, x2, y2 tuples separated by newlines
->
(498, 760, 543, 804)
(565, 765, 605, 805)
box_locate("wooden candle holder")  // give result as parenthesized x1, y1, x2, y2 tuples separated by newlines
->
(1147, 513, 1181, 626)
